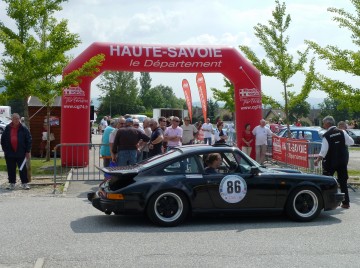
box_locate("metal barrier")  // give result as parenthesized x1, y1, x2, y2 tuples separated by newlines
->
(265, 140, 323, 174)
(53, 143, 107, 185)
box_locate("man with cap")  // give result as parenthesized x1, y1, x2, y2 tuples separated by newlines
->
(112, 117, 150, 166)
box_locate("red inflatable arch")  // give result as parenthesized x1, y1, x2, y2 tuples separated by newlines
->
(62, 43, 262, 166)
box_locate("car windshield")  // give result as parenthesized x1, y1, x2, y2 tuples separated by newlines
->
(138, 150, 183, 168)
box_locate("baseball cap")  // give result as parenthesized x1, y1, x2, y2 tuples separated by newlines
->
(126, 118, 133, 123)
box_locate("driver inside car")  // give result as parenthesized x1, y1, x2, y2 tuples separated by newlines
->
(204, 153, 222, 174)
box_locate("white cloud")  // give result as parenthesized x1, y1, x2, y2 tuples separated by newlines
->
(0, 0, 357, 103)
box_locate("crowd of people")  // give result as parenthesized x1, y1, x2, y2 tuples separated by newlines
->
(99, 115, 235, 168)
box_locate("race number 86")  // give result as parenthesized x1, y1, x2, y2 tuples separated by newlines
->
(219, 175, 247, 203)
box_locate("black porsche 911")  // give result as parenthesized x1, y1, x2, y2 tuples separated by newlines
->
(88, 144, 344, 227)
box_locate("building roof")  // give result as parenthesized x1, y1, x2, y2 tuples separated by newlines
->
(28, 96, 62, 107)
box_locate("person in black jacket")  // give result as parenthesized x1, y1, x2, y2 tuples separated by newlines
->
(314, 116, 354, 209)
(1, 113, 32, 190)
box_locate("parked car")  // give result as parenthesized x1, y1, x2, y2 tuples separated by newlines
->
(88, 144, 344, 227)
(0, 118, 10, 134)
(277, 126, 323, 142)
(347, 129, 360, 146)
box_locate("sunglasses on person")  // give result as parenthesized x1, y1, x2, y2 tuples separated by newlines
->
(134, 124, 139, 127)
(173, 120, 179, 122)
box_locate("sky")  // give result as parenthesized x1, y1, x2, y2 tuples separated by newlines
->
(0, 0, 358, 104)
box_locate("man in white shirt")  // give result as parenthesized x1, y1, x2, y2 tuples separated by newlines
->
(252, 119, 276, 164)
(201, 118, 213, 145)
(314, 116, 354, 209)
(181, 117, 198, 145)
(164, 116, 183, 150)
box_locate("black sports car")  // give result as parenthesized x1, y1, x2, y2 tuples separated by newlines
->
(88, 144, 344, 227)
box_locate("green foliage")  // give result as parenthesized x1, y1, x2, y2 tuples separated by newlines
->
(207, 98, 219, 122)
(239, 0, 315, 123)
(0, 0, 104, 131)
(306, 0, 360, 113)
(319, 97, 354, 122)
(97, 71, 141, 116)
(211, 78, 234, 112)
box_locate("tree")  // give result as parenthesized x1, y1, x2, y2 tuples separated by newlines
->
(207, 98, 219, 122)
(143, 84, 185, 110)
(239, 0, 315, 129)
(319, 98, 353, 122)
(306, 0, 360, 113)
(97, 71, 140, 116)
(287, 91, 311, 123)
(138, 72, 152, 110)
(0, 0, 104, 161)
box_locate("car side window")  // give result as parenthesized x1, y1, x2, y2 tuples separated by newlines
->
(161, 156, 200, 174)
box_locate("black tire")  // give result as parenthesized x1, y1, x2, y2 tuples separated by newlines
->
(147, 191, 189, 227)
(286, 186, 323, 222)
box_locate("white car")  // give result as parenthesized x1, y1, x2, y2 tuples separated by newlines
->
(0, 118, 10, 134)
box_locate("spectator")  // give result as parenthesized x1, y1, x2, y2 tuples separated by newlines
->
(353, 120, 358, 129)
(112, 118, 150, 166)
(338, 121, 348, 132)
(214, 121, 228, 144)
(314, 116, 354, 209)
(140, 118, 152, 160)
(148, 119, 164, 157)
(252, 119, 277, 164)
(204, 153, 222, 174)
(158, 116, 167, 152)
(133, 119, 144, 162)
(181, 117, 198, 145)
(202, 118, 213, 145)
(164, 116, 183, 150)
(295, 119, 302, 126)
(100, 119, 116, 167)
(241, 123, 254, 156)
(100, 116, 108, 134)
(109, 117, 126, 162)
(1, 113, 32, 190)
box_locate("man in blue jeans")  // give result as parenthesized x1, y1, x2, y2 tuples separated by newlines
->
(112, 118, 150, 166)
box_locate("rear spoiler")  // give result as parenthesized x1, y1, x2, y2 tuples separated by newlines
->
(95, 165, 140, 174)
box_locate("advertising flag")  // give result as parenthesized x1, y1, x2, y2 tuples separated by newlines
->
(196, 73, 207, 120)
(182, 79, 193, 122)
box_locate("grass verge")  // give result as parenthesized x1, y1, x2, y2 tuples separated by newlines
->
(0, 158, 71, 176)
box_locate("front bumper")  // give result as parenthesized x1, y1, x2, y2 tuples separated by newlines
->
(324, 192, 345, 211)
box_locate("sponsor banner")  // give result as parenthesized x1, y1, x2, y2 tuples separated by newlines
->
(63, 86, 89, 110)
(239, 88, 262, 111)
(181, 79, 193, 122)
(272, 136, 309, 168)
(196, 73, 207, 120)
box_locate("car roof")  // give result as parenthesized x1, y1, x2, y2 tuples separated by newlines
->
(175, 144, 240, 155)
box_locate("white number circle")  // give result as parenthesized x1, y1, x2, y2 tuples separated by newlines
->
(219, 175, 247, 203)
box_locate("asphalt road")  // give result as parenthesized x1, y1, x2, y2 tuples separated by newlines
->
(0, 186, 359, 267)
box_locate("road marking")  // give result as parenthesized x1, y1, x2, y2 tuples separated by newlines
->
(34, 258, 45, 268)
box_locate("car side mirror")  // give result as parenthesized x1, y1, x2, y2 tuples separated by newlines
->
(250, 166, 260, 176)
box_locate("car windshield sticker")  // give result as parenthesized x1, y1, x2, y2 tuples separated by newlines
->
(219, 175, 247, 203)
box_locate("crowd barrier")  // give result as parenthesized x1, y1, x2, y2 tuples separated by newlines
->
(265, 138, 323, 174)
(53, 143, 106, 185)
